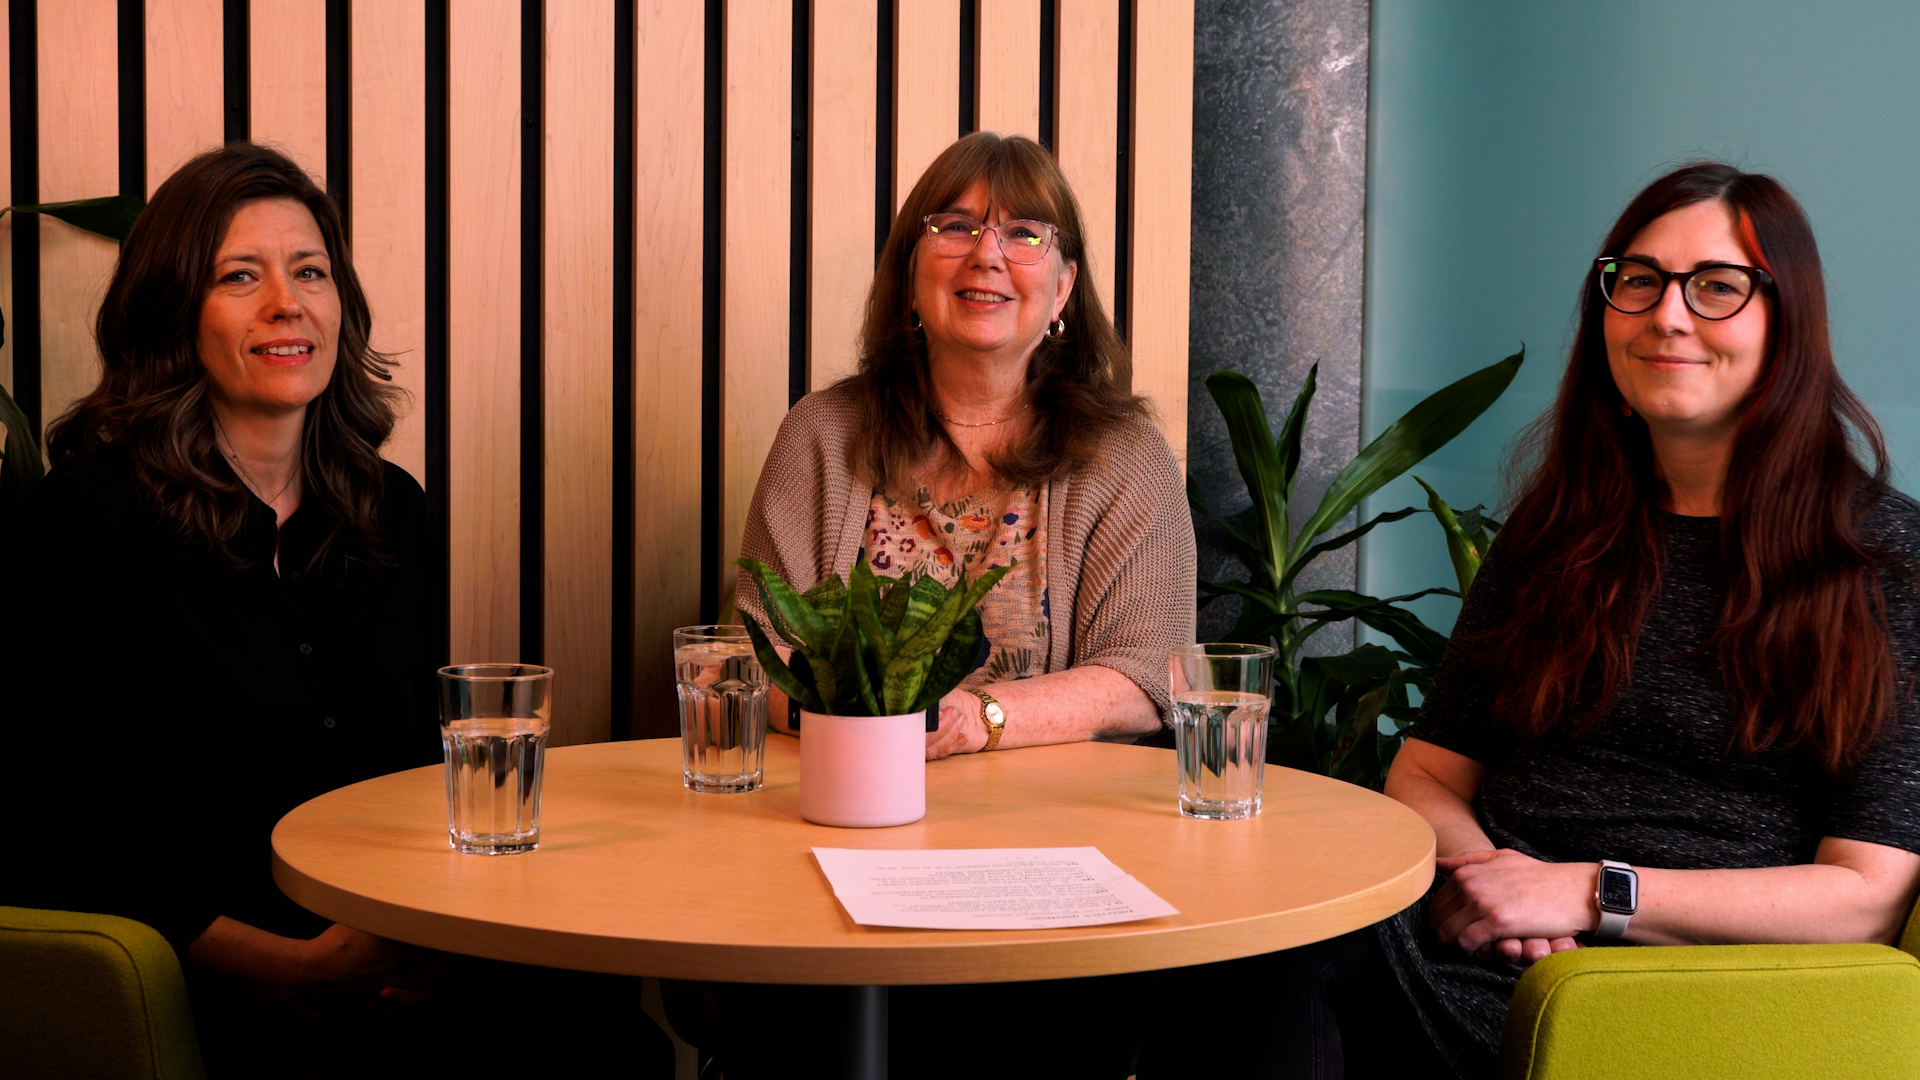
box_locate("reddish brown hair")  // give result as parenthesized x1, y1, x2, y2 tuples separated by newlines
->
(846, 131, 1145, 494)
(1482, 162, 1895, 772)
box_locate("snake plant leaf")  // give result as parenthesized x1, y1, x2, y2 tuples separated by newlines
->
(885, 562, 1014, 711)
(914, 607, 986, 712)
(3, 194, 146, 242)
(1414, 477, 1488, 596)
(737, 612, 824, 713)
(1205, 369, 1291, 582)
(803, 573, 849, 634)
(848, 553, 896, 668)
(735, 557, 832, 652)
(1293, 347, 1523, 561)
(1282, 506, 1425, 593)
(847, 612, 882, 715)
(895, 574, 950, 641)
(878, 574, 913, 631)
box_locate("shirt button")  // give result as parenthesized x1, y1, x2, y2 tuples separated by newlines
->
(290, 571, 303, 582)
(322, 716, 336, 729)
(299, 643, 313, 655)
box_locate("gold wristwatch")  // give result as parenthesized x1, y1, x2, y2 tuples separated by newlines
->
(973, 690, 1007, 751)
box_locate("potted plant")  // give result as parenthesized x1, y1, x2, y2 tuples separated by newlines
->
(735, 552, 1011, 827)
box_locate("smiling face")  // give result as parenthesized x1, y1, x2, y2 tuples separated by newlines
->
(197, 197, 340, 421)
(1604, 199, 1771, 442)
(911, 177, 1077, 367)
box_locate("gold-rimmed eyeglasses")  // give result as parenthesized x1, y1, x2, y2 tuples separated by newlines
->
(921, 213, 1059, 264)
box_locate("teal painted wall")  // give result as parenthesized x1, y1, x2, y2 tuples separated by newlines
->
(1360, 1, 1920, 632)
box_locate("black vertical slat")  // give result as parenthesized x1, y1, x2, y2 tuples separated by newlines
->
(790, 0, 808, 406)
(1038, 0, 1056, 150)
(9, 0, 40, 437)
(118, 0, 145, 198)
(874, 0, 893, 257)
(958, 0, 975, 136)
(325, 0, 352, 227)
(699, 0, 722, 625)
(424, 0, 451, 668)
(519, 0, 544, 664)
(612, 0, 636, 739)
(1112, 0, 1132, 340)
(223, 0, 249, 142)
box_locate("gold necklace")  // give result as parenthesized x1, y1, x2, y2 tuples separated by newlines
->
(934, 402, 1030, 429)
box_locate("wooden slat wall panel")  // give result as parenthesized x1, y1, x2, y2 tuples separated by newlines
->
(1, 6, 11, 397)
(351, 0, 427, 485)
(974, 0, 1041, 139)
(446, 3, 522, 665)
(1128, 0, 1191, 463)
(807, 0, 876, 392)
(37, 0, 119, 434)
(892, 0, 959, 211)
(543, 1, 614, 746)
(1053, 0, 1118, 317)
(145, 0, 224, 194)
(719, 0, 791, 613)
(249, 0, 328, 184)
(630, 1, 704, 736)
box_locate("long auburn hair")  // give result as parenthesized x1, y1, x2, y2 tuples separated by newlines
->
(1481, 162, 1895, 772)
(847, 131, 1146, 494)
(47, 142, 401, 569)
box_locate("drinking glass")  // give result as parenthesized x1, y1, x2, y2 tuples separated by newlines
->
(439, 664, 553, 854)
(674, 625, 770, 793)
(1169, 644, 1275, 820)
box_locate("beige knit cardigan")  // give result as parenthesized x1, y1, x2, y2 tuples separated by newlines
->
(734, 382, 1197, 725)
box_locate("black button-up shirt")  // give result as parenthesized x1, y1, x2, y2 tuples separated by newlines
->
(3, 447, 440, 945)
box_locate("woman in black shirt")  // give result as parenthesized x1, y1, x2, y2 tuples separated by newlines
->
(6, 144, 668, 1079)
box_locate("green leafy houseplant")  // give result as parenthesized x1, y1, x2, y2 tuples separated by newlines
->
(1191, 348, 1521, 790)
(734, 553, 1013, 717)
(0, 195, 146, 524)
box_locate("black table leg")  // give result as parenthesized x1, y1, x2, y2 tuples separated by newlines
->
(832, 984, 887, 1079)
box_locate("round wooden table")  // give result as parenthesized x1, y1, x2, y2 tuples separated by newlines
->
(274, 734, 1433, 1076)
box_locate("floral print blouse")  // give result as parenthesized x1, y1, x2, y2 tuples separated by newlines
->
(863, 484, 1050, 687)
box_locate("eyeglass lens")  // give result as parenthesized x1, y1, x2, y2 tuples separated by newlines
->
(924, 214, 1056, 263)
(1599, 259, 1755, 320)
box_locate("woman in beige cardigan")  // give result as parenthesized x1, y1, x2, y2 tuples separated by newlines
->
(738, 131, 1196, 762)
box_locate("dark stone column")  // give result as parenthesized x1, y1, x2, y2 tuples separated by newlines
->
(1188, 0, 1371, 649)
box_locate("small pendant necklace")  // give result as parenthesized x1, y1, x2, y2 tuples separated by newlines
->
(934, 401, 1031, 429)
(216, 420, 300, 507)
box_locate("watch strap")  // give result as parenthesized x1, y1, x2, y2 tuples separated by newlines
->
(1594, 860, 1637, 941)
(973, 690, 1006, 751)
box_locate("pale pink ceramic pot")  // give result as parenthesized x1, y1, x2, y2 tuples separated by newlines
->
(796, 710, 927, 827)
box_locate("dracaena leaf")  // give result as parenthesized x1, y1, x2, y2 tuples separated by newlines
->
(1293, 348, 1522, 560)
(5, 194, 146, 242)
(1205, 370, 1290, 582)
(1414, 476, 1484, 596)
(1282, 506, 1425, 593)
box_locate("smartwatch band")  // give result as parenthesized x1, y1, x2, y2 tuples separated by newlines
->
(1594, 860, 1638, 941)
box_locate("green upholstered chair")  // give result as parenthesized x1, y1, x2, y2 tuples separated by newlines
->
(1498, 906, 1920, 1079)
(0, 906, 207, 1080)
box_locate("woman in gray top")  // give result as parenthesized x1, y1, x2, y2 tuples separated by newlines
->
(1140, 163, 1920, 1080)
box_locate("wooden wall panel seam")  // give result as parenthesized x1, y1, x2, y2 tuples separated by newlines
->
(248, 0, 328, 185)
(1126, 0, 1191, 464)
(892, 0, 960, 212)
(145, 0, 225, 197)
(975, 0, 1041, 140)
(807, 0, 876, 393)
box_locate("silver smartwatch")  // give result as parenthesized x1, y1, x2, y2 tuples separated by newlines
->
(1593, 860, 1638, 940)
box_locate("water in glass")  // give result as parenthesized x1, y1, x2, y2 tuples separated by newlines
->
(1173, 689, 1270, 820)
(443, 716, 549, 854)
(676, 639, 769, 793)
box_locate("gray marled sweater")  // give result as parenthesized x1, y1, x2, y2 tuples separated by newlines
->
(1384, 496, 1920, 1078)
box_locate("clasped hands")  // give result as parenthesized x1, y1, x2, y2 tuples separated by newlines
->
(1432, 849, 1600, 966)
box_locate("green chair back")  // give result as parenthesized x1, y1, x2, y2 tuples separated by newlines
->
(0, 906, 207, 1080)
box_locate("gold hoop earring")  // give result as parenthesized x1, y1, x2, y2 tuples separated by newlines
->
(909, 311, 923, 332)
(1046, 318, 1066, 340)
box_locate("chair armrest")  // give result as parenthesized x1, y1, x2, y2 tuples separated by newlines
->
(1501, 943, 1920, 1080)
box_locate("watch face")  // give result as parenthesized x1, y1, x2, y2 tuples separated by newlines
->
(1599, 867, 1637, 911)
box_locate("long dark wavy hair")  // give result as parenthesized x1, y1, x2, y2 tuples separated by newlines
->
(47, 142, 401, 569)
(1481, 162, 1895, 772)
(846, 131, 1146, 494)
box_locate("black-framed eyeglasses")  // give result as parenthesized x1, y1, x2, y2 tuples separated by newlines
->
(922, 213, 1059, 264)
(1595, 257, 1775, 321)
